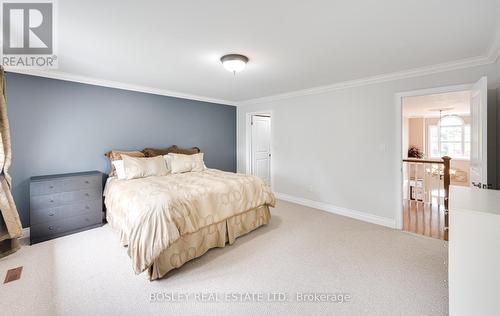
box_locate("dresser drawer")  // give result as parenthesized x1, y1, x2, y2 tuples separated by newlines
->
(30, 187, 102, 209)
(30, 199, 102, 225)
(30, 211, 102, 242)
(29, 171, 105, 244)
(30, 220, 67, 240)
(64, 212, 102, 231)
(30, 180, 62, 196)
(30, 175, 102, 196)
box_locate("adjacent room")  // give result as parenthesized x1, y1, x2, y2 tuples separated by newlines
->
(402, 90, 473, 239)
(0, 1, 499, 315)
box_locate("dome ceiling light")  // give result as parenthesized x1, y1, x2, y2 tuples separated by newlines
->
(220, 54, 249, 74)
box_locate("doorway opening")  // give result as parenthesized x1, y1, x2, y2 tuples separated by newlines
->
(396, 77, 489, 240)
(247, 113, 272, 185)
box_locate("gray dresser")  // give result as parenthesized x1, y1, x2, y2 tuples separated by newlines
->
(30, 171, 104, 244)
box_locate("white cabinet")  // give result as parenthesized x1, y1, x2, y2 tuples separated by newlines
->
(449, 186, 500, 316)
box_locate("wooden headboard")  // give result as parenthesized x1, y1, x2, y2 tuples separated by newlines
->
(142, 145, 200, 157)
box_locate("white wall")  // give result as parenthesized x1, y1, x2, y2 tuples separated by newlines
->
(237, 62, 500, 226)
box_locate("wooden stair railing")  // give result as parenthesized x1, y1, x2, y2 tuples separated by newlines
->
(402, 156, 451, 241)
(442, 156, 450, 241)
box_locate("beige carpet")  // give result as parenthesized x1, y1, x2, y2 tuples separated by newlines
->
(0, 200, 448, 316)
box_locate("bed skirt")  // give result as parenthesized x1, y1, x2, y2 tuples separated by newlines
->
(147, 204, 271, 280)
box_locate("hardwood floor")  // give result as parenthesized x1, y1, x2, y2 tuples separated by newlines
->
(403, 199, 446, 240)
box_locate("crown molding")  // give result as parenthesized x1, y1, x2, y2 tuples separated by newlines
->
(487, 24, 500, 63)
(5, 68, 237, 106)
(239, 54, 495, 106)
(239, 24, 500, 106)
(5, 24, 500, 107)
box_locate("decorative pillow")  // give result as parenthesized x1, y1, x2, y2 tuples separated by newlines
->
(105, 150, 145, 176)
(142, 145, 200, 157)
(167, 153, 206, 174)
(111, 160, 126, 179)
(122, 155, 169, 180)
(162, 154, 198, 172)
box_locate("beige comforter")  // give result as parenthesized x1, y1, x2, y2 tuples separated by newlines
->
(104, 169, 275, 273)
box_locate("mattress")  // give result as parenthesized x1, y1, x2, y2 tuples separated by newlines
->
(104, 169, 275, 278)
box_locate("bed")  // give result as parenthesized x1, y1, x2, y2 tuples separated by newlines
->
(104, 167, 275, 280)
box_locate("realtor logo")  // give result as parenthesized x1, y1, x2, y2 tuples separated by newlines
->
(1, 0, 57, 68)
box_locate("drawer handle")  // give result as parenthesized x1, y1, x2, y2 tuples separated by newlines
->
(50, 199, 54, 203)
(49, 185, 54, 189)
(48, 212, 55, 216)
(85, 193, 90, 197)
(85, 180, 89, 184)
(48, 225, 54, 231)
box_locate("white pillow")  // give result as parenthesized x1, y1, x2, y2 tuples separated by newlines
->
(122, 155, 169, 180)
(112, 160, 126, 180)
(163, 155, 172, 171)
(167, 153, 206, 174)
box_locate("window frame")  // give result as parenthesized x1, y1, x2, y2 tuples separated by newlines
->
(428, 115, 470, 160)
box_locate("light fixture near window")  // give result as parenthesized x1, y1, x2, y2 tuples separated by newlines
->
(220, 54, 249, 74)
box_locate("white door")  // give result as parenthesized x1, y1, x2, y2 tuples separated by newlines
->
(251, 115, 271, 184)
(470, 76, 488, 188)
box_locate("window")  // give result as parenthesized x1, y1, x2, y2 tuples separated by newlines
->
(428, 116, 470, 159)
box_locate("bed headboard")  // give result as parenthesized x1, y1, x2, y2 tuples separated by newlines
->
(142, 145, 200, 157)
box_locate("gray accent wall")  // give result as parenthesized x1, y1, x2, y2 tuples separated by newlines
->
(5, 73, 236, 227)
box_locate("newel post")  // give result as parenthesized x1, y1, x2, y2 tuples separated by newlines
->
(442, 156, 451, 241)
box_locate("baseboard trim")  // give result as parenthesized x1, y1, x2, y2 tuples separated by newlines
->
(275, 192, 396, 229)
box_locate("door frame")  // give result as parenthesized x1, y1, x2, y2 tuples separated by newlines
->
(245, 110, 274, 189)
(394, 83, 473, 230)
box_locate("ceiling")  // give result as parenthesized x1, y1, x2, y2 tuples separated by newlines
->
(402, 91, 471, 117)
(7, 0, 500, 103)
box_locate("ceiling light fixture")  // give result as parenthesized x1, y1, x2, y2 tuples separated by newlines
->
(220, 54, 249, 74)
